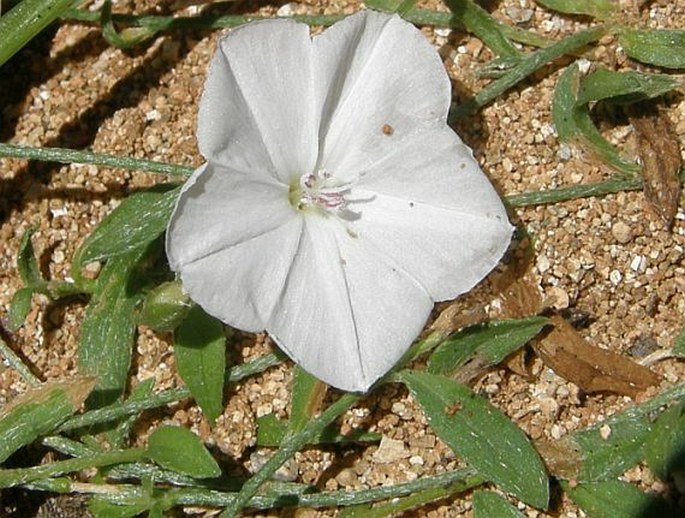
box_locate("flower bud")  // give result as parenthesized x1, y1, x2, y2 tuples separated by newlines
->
(138, 281, 192, 332)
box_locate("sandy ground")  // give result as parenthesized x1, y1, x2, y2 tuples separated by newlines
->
(1, 0, 684, 516)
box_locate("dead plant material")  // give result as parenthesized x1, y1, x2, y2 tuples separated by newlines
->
(629, 107, 682, 228)
(533, 315, 661, 398)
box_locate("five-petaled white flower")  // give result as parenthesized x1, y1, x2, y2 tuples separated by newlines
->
(166, 10, 513, 392)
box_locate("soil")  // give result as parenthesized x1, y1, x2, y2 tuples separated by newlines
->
(1, 0, 684, 516)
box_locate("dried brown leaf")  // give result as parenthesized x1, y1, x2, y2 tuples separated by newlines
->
(533, 315, 660, 398)
(629, 107, 682, 228)
(534, 436, 584, 480)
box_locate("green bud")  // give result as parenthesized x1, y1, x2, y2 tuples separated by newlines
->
(138, 281, 192, 332)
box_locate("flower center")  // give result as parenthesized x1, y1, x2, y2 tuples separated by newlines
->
(289, 170, 358, 220)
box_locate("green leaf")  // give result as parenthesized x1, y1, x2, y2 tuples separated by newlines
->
(256, 413, 381, 447)
(567, 480, 673, 518)
(108, 378, 157, 450)
(8, 287, 34, 331)
(445, 0, 520, 58)
(365, 0, 416, 15)
(427, 317, 548, 377)
(73, 184, 179, 269)
(0, 379, 94, 463)
(101, 0, 159, 49)
(175, 305, 226, 424)
(577, 68, 681, 105)
(79, 245, 152, 408)
(399, 370, 549, 508)
(472, 490, 526, 518)
(89, 499, 150, 518)
(0, 0, 75, 68)
(147, 425, 221, 479)
(619, 29, 685, 69)
(16, 228, 43, 286)
(287, 366, 327, 435)
(672, 326, 685, 358)
(553, 62, 641, 175)
(644, 401, 685, 481)
(534, 0, 614, 20)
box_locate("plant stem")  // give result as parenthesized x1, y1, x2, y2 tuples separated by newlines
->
(0, 448, 146, 488)
(58, 353, 282, 431)
(0, 143, 193, 176)
(0, 336, 41, 386)
(26, 466, 481, 510)
(505, 174, 642, 207)
(221, 393, 361, 517)
(450, 24, 608, 120)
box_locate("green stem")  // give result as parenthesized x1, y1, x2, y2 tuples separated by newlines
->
(0, 0, 76, 68)
(450, 24, 608, 120)
(27, 466, 480, 510)
(58, 353, 282, 432)
(0, 143, 193, 177)
(505, 174, 642, 207)
(221, 392, 361, 517)
(0, 336, 41, 386)
(0, 448, 146, 488)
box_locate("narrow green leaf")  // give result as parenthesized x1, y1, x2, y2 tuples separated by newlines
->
(16, 228, 43, 286)
(73, 184, 179, 268)
(535, 0, 614, 20)
(577, 68, 681, 105)
(256, 413, 381, 447)
(672, 326, 685, 358)
(365, 0, 416, 14)
(175, 305, 226, 424)
(553, 62, 641, 174)
(0, 378, 95, 463)
(80, 245, 152, 408)
(445, 0, 520, 58)
(427, 317, 548, 377)
(147, 425, 221, 479)
(0, 0, 75, 68)
(399, 370, 549, 508)
(89, 499, 150, 518)
(108, 378, 156, 450)
(619, 29, 685, 69)
(472, 490, 526, 518)
(567, 480, 673, 518)
(287, 366, 326, 435)
(8, 287, 34, 331)
(644, 401, 685, 481)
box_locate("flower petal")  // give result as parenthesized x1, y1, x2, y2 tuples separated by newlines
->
(166, 162, 302, 330)
(313, 11, 450, 179)
(267, 217, 432, 392)
(351, 129, 513, 301)
(198, 19, 317, 181)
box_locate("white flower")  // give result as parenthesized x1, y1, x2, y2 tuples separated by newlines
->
(166, 11, 513, 392)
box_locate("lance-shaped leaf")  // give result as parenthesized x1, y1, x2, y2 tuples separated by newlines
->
(427, 316, 548, 381)
(577, 68, 681, 106)
(399, 370, 549, 508)
(619, 29, 685, 69)
(553, 62, 640, 174)
(644, 401, 685, 481)
(147, 425, 221, 479)
(567, 480, 673, 518)
(73, 184, 179, 269)
(473, 490, 526, 518)
(80, 244, 153, 408)
(535, 0, 614, 20)
(174, 305, 226, 424)
(0, 378, 95, 463)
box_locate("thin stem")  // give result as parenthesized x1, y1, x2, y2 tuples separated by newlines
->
(0, 448, 146, 488)
(0, 336, 41, 386)
(58, 353, 282, 431)
(221, 392, 361, 516)
(505, 175, 642, 207)
(450, 25, 608, 120)
(26, 465, 480, 510)
(0, 143, 193, 177)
